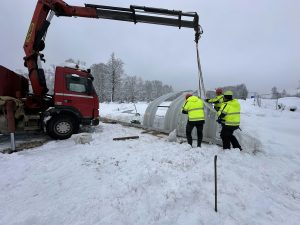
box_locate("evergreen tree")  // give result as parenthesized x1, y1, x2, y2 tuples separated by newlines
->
(271, 86, 280, 99)
(281, 89, 287, 97)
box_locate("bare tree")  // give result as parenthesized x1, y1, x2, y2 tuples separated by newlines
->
(216, 84, 248, 99)
(136, 77, 146, 101)
(107, 53, 124, 102)
(60, 54, 174, 102)
(120, 77, 173, 102)
(152, 80, 163, 99)
(44, 64, 55, 94)
(121, 75, 138, 102)
(162, 84, 173, 95)
(144, 80, 153, 101)
(91, 63, 110, 102)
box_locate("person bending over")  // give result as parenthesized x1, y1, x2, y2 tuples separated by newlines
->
(182, 94, 205, 147)
(217, 90, 242, 150)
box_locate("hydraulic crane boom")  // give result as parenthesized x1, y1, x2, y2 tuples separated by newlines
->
(0, 0, 203, 143)
(24, 0, 202, 96)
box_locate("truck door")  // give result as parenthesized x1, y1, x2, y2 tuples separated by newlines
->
(55, 72, 96, 118)
(65, 74, 95, 118)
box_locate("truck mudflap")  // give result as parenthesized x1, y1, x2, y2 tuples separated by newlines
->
(0, 96, 25, 119)
(80, 117, 99, 126)
(0, 96, 26, 134)
(92, 117, 99, 126)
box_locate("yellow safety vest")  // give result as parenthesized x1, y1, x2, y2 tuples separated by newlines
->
(218, 99, 240, 126)
(182, 96, 205, 121)
(208, 94, 224, 108)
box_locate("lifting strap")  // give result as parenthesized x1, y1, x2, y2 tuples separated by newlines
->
(193, 24, 205, 99)
(195, 42, 206, 99)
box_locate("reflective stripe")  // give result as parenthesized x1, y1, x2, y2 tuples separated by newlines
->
(189, 117, 205, 121)
(188, 107, 204, 112)
(55, 93, 94, 99)
(225, 121, 240, 125)
(226, 112, 240, 115)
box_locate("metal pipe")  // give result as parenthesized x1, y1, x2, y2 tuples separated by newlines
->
(5, 100, 16, 152)
(195, 43, 206, 98)
(85, 4, 132, 12)
(130, 5, 196, 17)
(10, 133, 16, 151)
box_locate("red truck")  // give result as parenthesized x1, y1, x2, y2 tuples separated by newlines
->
(0, 0, 201, 140)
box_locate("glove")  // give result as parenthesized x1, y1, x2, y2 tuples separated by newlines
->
(182, 110, 188, 114)
(205, 98, 210, 102)
(216, 118, 222, 124)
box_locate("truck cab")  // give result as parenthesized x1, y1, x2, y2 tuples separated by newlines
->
(44, 65, 99, 139)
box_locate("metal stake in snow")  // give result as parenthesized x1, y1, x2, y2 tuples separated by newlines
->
(6, 100, 16, 153)
(214, 155, 218, 212)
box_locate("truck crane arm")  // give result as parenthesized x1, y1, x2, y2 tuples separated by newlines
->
(24, 0, 202, 96)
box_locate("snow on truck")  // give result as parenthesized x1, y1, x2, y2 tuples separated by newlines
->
(0, 0, 201, 143)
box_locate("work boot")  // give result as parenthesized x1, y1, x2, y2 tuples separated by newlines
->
(232, 147, 242, 151)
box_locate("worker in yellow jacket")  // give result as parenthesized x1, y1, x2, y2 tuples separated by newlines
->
(217, 90, 242, 150)
(182, 93, 205, 147)
(206, 88, 224, 111)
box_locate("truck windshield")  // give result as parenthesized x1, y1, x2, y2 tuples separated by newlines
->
(66, 74, 95, 95)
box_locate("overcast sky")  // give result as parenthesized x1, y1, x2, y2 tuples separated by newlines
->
(0, 0, 299, 94)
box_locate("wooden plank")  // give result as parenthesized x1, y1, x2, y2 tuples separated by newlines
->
(113, 136, 139, 141)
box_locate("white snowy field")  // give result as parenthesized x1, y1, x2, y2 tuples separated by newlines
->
(1, 97, 300, 225)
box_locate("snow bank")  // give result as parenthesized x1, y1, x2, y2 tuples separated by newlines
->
(278, 97, 300, 111)
(1, 99, 300, 225)
(100, 102, 148, 123)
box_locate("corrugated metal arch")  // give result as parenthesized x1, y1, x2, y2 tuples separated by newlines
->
(143, 91, 222, 145)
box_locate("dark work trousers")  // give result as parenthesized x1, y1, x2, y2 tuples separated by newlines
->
(220, 125, 242, 150)
(186, 121, 204, 147)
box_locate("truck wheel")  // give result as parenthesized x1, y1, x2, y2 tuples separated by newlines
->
(47, 116, 74, 140)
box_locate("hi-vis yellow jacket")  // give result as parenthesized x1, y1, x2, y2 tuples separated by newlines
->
(217, 99, 240, 126)
(182, 96, 205, 122)
(208, 95, 224, 109)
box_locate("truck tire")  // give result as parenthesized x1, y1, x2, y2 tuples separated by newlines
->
(47, 115, 75, 140)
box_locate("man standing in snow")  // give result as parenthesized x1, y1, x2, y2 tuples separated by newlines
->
(182, 93, 205, 147)
(205, 88, 224, 111)
(217, 90, 242, 150)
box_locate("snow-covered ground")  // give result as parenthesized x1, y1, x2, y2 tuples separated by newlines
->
(1, 97, 300, 225)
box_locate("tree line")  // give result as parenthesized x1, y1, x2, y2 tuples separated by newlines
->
(271, 85, 300, 99)
(42, 54, 173, 102)
(90, 53, 173, 102)
(206, 84, 249, 100)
